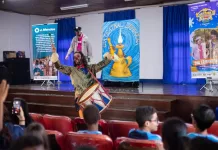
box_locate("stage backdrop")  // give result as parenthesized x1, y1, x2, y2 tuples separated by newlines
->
(189, 1, 218, 78)
(102, 19, 140, 82)
(32, 23, 58, 80)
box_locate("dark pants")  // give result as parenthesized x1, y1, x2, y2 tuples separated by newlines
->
(74, 97, 80, 112)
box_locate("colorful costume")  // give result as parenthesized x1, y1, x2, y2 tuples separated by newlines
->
(51, 52, 113, 116)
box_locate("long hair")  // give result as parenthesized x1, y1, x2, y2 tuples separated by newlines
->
(24, 122, 50, 150)
(1, 105, 12, 149)
(11, 98, 33, 127)
(73, 51, 88, 68)
(162, 117, 187, 150)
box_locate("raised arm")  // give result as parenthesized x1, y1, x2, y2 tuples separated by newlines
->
(86, 38, 92, 57)
(65, 38, 75, 60)
(0, 80, 9, 131)
(91, 52, 114, 73)
(51, 46, 73, 76)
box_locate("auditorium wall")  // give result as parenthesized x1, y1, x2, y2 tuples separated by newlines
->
(0, 10, 48, 78)
(0, 6, 163, 80)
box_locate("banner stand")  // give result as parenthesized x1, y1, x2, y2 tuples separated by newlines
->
(200, 77, 218, 92)
(57, 71, 61, 85)
(32, 23, 58, 83)
(189, 2, 218, 80)
(41, 80, 54, 87)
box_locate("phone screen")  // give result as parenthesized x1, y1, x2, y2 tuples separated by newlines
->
(12, 100, 21, 115)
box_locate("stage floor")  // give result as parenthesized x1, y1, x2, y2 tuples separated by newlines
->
(9, 82, 218, 97)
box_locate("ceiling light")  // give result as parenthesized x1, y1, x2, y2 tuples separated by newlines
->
(60, 4, 88, 10)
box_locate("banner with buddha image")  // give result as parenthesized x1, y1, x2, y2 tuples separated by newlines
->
(102, 19, 140, 82)
(189, 1, 218, 78)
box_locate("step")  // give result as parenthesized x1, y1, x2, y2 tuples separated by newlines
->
(101, 108, 170, 121)
(4, 102, 169, 121)
(9, 87, 73, 96)
(7, 93, 176, 112)
(109, 97, 176, 111)
(4, 102, 77, 117)
(6, 93, 74, 105)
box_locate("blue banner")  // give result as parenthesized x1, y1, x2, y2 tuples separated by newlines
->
(32, 23, 58, 80)
(189, 1, 218, 78)
(102, 19, 140, 82)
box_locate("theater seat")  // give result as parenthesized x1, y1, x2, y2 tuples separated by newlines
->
(43, 114, 73, 135)
(64, 132, 113, 150)
(73, 117, 109, 135)
(73, 117, 87, 131)
(46, 130, 64, 150)
(115, 137, 159, 150)
(99, 119, 109, 135)
(208, 121, 218, 136)
(107, 120, 138, 141)
(29, 113, 44, 125)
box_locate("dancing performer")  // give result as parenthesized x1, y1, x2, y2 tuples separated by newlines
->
(51, 45, 115, 118)
(65, 27, 92, 62)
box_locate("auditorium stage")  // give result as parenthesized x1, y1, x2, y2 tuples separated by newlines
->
(5, 82, 218, 122)
(8, 82, 218, 96)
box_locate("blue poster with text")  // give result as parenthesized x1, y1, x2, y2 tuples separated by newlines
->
(32, 23, 58, 80)
(189, 1, 218, 78)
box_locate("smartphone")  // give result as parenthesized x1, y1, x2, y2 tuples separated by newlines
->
(12, 100, 21, 115)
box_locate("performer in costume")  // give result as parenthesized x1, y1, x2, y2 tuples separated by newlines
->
(51, 45, 115, 118)
(65, 27, 92, 62)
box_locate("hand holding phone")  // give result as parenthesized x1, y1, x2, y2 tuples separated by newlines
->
(12, 100, 21, 115)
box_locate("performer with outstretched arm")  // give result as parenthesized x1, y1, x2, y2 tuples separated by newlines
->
(51, 44, 116, 118)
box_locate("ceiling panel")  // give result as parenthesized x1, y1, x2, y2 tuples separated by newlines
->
(0, 0, 198, 16)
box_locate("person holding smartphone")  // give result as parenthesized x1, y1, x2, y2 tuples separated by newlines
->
(11, 98, 33, 127)
(0, 70, 25, 149)
(0, 100, 24, 149)
(11, 100, 26, 126)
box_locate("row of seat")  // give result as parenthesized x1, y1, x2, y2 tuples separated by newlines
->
(30, 113, 218, 150)
(46, 130, 158, 150)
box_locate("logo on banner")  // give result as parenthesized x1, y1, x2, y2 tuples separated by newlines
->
(196, 8, 216, 23)
(35, 28, 40, 33)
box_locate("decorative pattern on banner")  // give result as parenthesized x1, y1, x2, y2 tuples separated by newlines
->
(32, 23, 58, 80)
(102, 19, 140, 82)
(189, 1, 218, 78)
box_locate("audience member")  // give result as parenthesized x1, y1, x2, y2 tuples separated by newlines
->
(128, 106, 161, 140)
(78, 105, 102, 134)
(9, 134, 45, 150)
(3, 105, 24, 140)
(11, 98, 33, 127)
(188, 104, 218, 142)
(189, 137, 218, 150)
(162, 117, 189, 150)
(24, 122, 50, 150)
